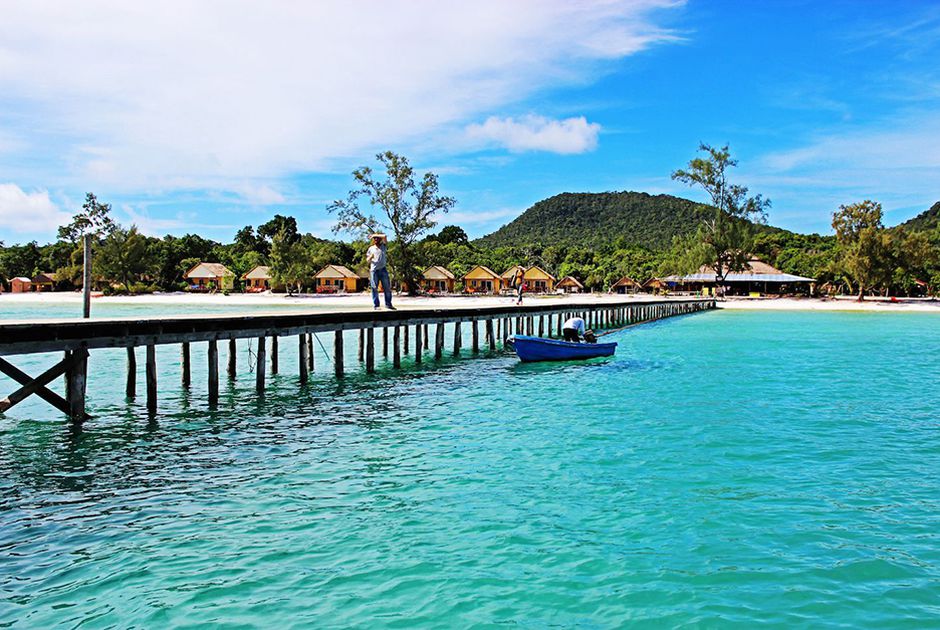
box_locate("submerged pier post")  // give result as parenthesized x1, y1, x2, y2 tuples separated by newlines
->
(307, 334, 314, 372)
(404, 325, 409, 354)
(228, 338, 237, 378)
(472, 320, 479, 353)
(453, 321, 462, 356)
(334, 330, 344, 378)
(299, 333, 309, 384)
(208, 339, 219, 405)
(271, 335, 278, 375)
(126, 347, 136, 398)
(414, 324, 422, 365)
(393, 326, 401, 369)
(181, 342, 191, 388)
(146, 343, 157, 414)
(486, 319, 496, 351)
(358, 329, 365, 362)
(435, 322, 444, 359)
(366, 327, 375, 373)
(383, 327, 389, 358)
(256, 336, 266, 393)
(65, 348, 88, 421)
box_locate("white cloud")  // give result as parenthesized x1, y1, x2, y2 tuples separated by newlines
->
(0, 183, 70, 235)
(0, 0, 682, 192)
(465, 115, 602, 154)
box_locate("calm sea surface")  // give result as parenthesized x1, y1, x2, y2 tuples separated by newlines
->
(2, 306, 939, 627)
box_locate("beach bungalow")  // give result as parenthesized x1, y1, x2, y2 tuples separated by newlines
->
(660, 259, 815, 296)
(420, 266, 456, 293)
(31, 272, 56, 292)
(523, 266, 556, 293)
(241, 266, 272, 292)
(556, 276, 584, 294)
(315, 264, 366, 293)
(500, 265, 526, 290)
(10, 277, 31, 293)
(183, 262, 235, 292)
(642, 277, 669, 294)
(463, 265, 502, 294)
(610, 276, 642, 294)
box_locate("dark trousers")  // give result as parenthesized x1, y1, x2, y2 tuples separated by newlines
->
(562, 328, 581, 343)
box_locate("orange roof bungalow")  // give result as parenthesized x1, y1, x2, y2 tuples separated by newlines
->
(556, 276, 584, 293)
(611, 276, 642, 294)
(241, 265, 272, 292)
(315, 264, 366, 293)
(421, 266, 456, 293)
(462, 265, 502, 294)
(183, 263, 235, 292)
(522, 265, 556, 293)
(31, 272, 57, 292)
(10, 277, 32, 293)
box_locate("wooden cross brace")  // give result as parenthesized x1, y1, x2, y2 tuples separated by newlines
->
(0, 349, 91, 421)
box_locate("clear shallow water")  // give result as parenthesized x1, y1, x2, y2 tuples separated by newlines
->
(2, 310, 940, 627)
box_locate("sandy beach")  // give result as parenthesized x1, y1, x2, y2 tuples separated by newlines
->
(3, 290, 939, 314)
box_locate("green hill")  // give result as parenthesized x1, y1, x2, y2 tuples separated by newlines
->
(475, 191, 773, 250)
(898, 201, 940, 233)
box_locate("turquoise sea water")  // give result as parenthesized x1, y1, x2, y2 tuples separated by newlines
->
(2, 309, 940, 627)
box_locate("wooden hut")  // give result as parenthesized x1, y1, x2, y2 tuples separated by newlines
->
(421, 266, 456, 293)
(241, 266, 272, 292)
(315, 265, 366, 293)
(31, 272, 57, 292)
(463, 265, 502, 294)
(611, 276, 642, 294)
(523, 266, 556, 293)
(10, 277, 31, 293)
(642, 278, 669, 294)
(556, 276, 584, 294)
(183, 263, 235, 292)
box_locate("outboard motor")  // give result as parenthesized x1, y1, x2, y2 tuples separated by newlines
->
(584, 330, 597, 344)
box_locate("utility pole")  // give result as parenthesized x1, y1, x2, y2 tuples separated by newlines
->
(82, 233, 92, 318)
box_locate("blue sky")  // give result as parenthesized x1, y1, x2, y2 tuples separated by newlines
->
(1, 0, 939, 243)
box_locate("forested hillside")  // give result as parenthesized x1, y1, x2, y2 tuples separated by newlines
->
(476, 191, 780, 250)
(898, 201, 940, 233)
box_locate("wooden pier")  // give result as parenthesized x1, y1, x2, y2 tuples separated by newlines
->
(0, 298, 714, 422)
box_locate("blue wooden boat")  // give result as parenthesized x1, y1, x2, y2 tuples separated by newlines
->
(510, 335, 617, 362)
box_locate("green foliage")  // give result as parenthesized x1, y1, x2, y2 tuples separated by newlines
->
(57, 193, 117, 243)
(831, 201, 893, 299)
(94, 226, 151, 292)
(476, 191, 722, 250)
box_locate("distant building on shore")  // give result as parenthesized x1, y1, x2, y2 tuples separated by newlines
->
(183, 263, 235, 292)
(31, 272, 57, 292)
(661, 260, 815, 296)
(610, 276, 642, 294)
(315, 265, 366, 293)
(463, 265, 502, 294)
(523, 266, 556, 293)
(242, 266, 272, 292)
(421, 266, 456, 293)
(10, 277, 32, 293)
(556, 276, 584, 294)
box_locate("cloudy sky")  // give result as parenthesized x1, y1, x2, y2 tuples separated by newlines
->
(1, 0, 939, 242)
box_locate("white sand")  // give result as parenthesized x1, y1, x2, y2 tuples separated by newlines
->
(3, 291, 938, 313)
(718, 296, 940, 312)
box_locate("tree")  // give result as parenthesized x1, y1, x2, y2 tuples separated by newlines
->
(328, 151, 456, 295)
(831, 200, 892, 300)
(671, 144, 770, 294)
(257, 215, 299, 245)
(57, 193, 117, 243)
(427, 225, 468, 246)
(269, 228, 313, 295)
(95, 226, 150, 292)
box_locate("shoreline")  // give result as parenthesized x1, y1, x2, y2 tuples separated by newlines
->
(2, 291, 939, 313)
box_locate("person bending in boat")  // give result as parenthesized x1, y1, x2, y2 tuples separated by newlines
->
(562, 316, 586, 343)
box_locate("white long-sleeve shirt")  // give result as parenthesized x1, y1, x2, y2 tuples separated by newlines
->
(563, 317, 585, 335)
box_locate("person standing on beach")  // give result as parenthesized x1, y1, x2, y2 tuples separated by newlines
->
(366, 234, 395, 310)
(513, 268, 525, 305)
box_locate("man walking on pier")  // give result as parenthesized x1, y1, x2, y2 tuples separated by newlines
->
(367, 234, 395, 310)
